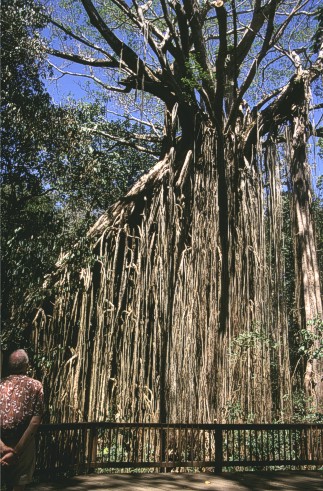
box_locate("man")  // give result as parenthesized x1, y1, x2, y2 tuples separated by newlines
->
(0, 349, 44, 491)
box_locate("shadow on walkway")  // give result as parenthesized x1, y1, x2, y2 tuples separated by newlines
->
(27, 471, 323, 491)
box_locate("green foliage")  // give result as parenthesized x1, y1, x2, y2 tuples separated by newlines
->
(317, 138, 323, 160)
(311, 7, 323, 53)
(0, 0, 158, 352)
(223, 401, 243, 422)
(292, 389, 323, 423)
(1, 0, 62, 349)
(1, 0, 50, 171)
(298, 319, 323, 360)
(231, 326, 275, 350)
(66, 108, 158, 212)
(182, 54, 213, 90)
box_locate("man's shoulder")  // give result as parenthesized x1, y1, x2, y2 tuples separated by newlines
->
(25, 376, 43, 390)
(0, 374, 43, 389)
(0, 377, 9, 387)
(18, 376, 43, 399)
(0, 374, 17, 385)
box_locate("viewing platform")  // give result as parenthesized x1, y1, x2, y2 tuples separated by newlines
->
(27, 422, 322, 490)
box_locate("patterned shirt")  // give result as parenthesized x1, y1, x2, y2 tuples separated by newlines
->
(0, 375, 44, 442)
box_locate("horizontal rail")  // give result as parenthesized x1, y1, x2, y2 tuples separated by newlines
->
(35, 423, 323, 478)
(38, 422, 323, 430)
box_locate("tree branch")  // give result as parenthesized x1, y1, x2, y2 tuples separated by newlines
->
(182, 0, 216, 113)
(47, 62, 132, 93)
(47, 48, 119, 68)
(47, 16, 114, 60)
(226, 0, 277, 131)
(311, 103, 323, 111)
(243, 43, 323, 146)
(270, 0, 311, 47)
(258, 75, 305, 136)
(183, 0, 209, 75)
(78, 0, 180, 105)
(83, 127, 160, 156)
(214, 4, 228, 123)
(112, 0, 178, 58)
(173, 1, 190, 58)
(226, 0, 267, 74)
(80, 0, 156, 81)
(103, 109, 163, 135)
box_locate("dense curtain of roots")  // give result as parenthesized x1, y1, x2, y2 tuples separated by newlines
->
(34, 123, 308, 424)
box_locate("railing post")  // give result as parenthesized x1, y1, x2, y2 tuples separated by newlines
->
(214, 425, 223, 474)
(159, 426, 167, 473)
(89, 427, 98, 473)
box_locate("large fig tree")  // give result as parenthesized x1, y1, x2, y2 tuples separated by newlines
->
(34, 0, 323, 423)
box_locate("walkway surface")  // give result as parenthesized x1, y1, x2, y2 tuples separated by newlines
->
(28, 471, 323, 491)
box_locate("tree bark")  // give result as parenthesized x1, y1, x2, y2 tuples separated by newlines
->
(33, 113, 298, 423)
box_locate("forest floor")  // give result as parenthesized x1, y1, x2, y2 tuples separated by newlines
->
(27, 470, 323, 490)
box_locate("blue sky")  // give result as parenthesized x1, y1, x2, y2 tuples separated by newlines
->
(46, 57, 98, 103)
(47, 75, 90, 102)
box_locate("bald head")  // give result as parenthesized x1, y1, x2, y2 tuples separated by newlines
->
(8, 349, 29, 375)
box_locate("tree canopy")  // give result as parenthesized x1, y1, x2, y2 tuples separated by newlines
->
(45, 1, 322, 136)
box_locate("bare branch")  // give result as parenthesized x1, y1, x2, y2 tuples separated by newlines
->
(131, 132, 161, 143)
(259, 76, 304, 135)
(47, 16, 114, 59)
(83, 127, 160, 156)
(47, 62, 131, 93)
(310, 103, 323, 111)
(131, 0, 170, 69)
(183, 0, 209, 74)
(103, 109, 163, 135)
(181, 0, 216, 113)
(253, 43, 323, 139)
(47, 48, 119, 68)
(205, 26, 244, 41)
(253, 86, 284, 112)
(270, 0, 312, 47)
(77, 0, 183, 105)
(172, 1, 190, 58)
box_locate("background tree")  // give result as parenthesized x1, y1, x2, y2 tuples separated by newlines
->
(1, 0, 157, 354)
(1, 0, 61, 348)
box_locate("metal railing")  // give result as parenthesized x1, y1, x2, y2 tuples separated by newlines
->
(35, 422, 323, 477)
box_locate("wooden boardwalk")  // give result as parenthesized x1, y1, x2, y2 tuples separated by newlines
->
(28, 471, 323, 490)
